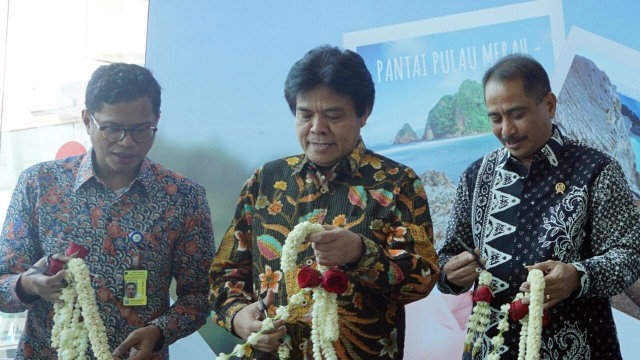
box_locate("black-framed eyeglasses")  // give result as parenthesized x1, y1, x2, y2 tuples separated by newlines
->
(89, 113, 158, 142)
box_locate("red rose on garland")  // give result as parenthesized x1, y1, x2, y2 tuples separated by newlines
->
(509, 299, 529, 321)
(47, 242, 90, 274)
(48, 258, 65, 274)
(542, 309, 551, 327)
(66, 242, 89, 259)
(298, 266, 322, 288)
(321, 268, 349, 294)
(472, 285, 493, 303)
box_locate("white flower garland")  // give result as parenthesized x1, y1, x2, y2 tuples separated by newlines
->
(463, 269, 493, 356)
(52, 258, 111, 360)
(479, 269, 545, 360)
(519, 269, 545, 360)
(218, 222, 339, 360)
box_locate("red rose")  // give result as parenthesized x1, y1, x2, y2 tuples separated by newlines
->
(472, 285, 493, 303)
(47, 258, 64, 274)
(542, 309, 550, 327)
(509, 299, 529, 321)
(297, 266, 322, 288)
(321, 268, 349, 294)
(66, 242, 89, 259)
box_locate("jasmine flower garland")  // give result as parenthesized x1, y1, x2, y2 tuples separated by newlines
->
(52, 258, 111, 360)
(521, 269, 544, 360)
(218, 222, 345, 360)
(463, 269, 493, 356)
(483, 269, 546, 360)
(281, 221, 340, 360)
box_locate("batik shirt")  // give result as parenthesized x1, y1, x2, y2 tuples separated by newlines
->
(438, 126, 640, 359)
(0, 150, 215, 359)
(209, 140, 439, 359)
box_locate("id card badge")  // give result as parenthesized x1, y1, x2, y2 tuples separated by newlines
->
(123, 269, 148, 306)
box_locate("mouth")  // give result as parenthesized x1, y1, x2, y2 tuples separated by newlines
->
(503, 136, 526, 148)
(309, 141, 333, 150)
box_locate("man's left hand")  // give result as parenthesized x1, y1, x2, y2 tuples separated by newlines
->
(306, 226, 364, 266)
(521, 260, 580, 309)
(112, 325, 163, 360)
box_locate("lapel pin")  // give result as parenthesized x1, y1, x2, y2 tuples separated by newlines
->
(555, 182, 565, 195)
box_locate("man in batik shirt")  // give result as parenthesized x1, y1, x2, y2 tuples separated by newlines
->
(209, 45, 439, 359)
(0, 63, 215, 359)
(438, 54, 640, 359)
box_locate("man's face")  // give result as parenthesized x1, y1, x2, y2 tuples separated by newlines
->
(485, 78, 556, 168)
(125, 284, 137, 298)
(295, 85, 369, 168)
(82, 97, 159, 187)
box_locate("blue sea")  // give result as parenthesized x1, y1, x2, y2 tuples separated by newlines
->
(370, 133, 499, 182)
(629, 136, 640, 170)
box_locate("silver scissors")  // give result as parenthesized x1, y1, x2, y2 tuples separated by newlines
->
(454, 237, 486, 270)
(257, 296, 268, 319)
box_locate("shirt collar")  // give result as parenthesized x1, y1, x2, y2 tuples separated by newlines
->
(497, 124, 564, 169)
(74, 148, 153, 191)
(292, 138, 366, 177)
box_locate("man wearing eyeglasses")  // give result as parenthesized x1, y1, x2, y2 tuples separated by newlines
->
(0, 63, 215, 359)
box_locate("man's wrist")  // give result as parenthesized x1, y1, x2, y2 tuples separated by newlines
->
(16, 274, 40, 303)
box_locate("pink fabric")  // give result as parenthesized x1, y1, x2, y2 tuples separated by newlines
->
(404, 289, 472, 359)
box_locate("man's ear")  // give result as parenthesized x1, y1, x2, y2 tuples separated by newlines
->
(360, 107, 372, 127)
(81, 110, 91, 132)
(545, 92, 557, 118)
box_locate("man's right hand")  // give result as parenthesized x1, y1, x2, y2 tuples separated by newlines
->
(19, 255, 69, 301)
(232, 289, 286, 353)
(443, 249, 485, 290)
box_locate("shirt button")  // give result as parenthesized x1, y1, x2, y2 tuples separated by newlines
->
(305, 259, 314, 266)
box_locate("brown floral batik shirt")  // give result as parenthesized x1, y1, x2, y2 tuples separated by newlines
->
(209, 140, 439, 359)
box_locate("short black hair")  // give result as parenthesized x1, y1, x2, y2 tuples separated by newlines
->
(482, 54, 551, 104)
(284, 45, 375, 118)
(85, 63, 161, 116)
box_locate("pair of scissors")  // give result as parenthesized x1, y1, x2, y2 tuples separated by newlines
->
(454, 237, 486, 270)
(257, 296, 268, 319)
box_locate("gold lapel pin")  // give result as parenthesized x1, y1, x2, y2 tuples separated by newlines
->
(555, 182, 566, 195)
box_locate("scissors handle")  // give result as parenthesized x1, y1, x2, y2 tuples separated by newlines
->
(454, 237, 486, 270)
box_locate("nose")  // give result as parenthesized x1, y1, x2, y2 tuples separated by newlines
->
(310, 115, 329, 134)
(501, 118, 516, 138)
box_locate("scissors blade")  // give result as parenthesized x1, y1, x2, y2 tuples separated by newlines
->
(454, 237, 486, 270)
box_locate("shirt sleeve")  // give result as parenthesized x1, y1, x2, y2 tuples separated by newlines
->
(572, 160, 640, 298)
(208, 170, 257, 334)
(147, 183, 216, 346)
(345, 170, 440, 305)
(437, 170, 475, 295)
(0, 168, 45, 313)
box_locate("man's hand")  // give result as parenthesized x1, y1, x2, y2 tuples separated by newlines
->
(112, 325, 163, 360)
(232, 289, 286, 352)
(521, 260, 580, 309)
(19, 254, 70, 301)
(442, 249, 485, 290)
(306, 226, 363, 266)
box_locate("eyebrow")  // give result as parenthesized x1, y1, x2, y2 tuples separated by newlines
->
(487, 105, 528, 117)
(296, 106, 345, 113)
